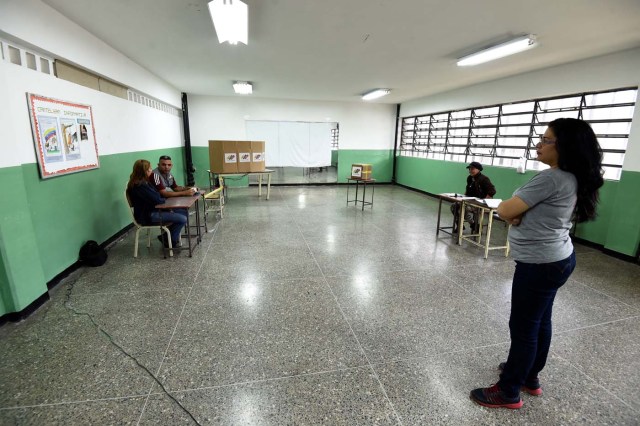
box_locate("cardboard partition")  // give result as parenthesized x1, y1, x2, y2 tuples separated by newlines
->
(250, 141, 266, 172)
(209, 140, 238, 173)
(236, 141, 252, 173)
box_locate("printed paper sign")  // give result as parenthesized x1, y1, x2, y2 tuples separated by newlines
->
(27, 93, 99, 179)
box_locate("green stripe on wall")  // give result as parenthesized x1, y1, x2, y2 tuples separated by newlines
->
(337, 150, 394, 183)
(396, 156, 639, 258)
(0, 147, 188, 316)
(0, 166, 47, 315)
(192, 148, 395, 185)
(603, 170, 640, 256)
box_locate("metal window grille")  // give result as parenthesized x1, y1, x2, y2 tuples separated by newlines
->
(399, 87, 638, 180)
(331, 127, 339, 149)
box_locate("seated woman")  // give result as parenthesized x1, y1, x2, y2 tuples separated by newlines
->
(126, 159, 186, 248)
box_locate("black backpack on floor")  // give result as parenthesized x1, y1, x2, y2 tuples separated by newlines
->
(79, 240, 108, 267)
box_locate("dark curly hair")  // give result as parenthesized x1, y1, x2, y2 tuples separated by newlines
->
(548, 118, 604, 222)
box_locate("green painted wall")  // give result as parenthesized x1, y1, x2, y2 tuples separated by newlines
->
(603, 170, 640, 255)
(0, 166, 47, 315)
(192, 148, 394, 185)
(331, 150, 338, 166)
(395, 156, 639, 257)
(0, 147, 188, 316)
(337, 150, 394, 183)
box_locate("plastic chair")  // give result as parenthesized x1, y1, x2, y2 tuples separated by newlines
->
(125, 188, 173, 257)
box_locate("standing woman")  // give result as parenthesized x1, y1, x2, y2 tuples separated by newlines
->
(470, 118, 604, 409)
(127, 159, 187, 248)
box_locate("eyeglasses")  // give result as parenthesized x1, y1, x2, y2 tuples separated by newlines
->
(538, 136, 556, 145)
(159, 155, 172, 161)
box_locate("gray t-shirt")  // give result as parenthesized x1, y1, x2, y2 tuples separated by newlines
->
(508, 168, 577, 263)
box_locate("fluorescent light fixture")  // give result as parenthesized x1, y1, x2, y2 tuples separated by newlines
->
(233, 81, 252, 94)
(362, 89, 390, 101)
(457, 34, 537, 66)
(208, 0, 248, 45)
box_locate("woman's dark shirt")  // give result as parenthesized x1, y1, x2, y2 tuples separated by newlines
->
(127, 182, 165, 225)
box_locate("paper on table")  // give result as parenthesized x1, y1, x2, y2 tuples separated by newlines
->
(483, 198, 502, 208)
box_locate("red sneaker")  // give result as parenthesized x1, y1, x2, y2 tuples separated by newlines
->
(470, 384, 523, 409)
(498, 362, 543, 396)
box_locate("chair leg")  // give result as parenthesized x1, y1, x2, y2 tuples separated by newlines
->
(219, 197, 224, 218)
(163, 227, 173, 257)
(134, 228, 141, 258)
(146, 228, 152, 248)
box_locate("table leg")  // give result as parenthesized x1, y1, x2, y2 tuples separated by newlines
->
(371, 182, 374, 208)
(485, 211, 494, 259)
(436, 199, 443, 235)
(267, 173, 271, 200)
(457, 202, 465, 245)
(355, 181, 359, 207)
(505, 225, 511, 257)
(346, 180, 350, 205)
(361, 182, 366, 211)
(185, 208, 193, 257)
(195, 198, 202, 243)
(477, 209, 485, 243)
(202, 195, 208, 234)
(258, 174, 263, 197)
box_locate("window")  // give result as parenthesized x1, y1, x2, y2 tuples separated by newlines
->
(1, 39, 54, 75)
(399, 87, 638, 180)
(331, 126, 339, 149)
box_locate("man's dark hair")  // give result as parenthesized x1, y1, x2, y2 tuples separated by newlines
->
(159, 155, 171, 161)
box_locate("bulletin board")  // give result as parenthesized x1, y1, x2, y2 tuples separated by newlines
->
(27, 93, 100, 179)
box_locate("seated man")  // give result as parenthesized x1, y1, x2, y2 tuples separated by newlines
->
(451, 161, 496, 233)
(150, 155, 198, 198)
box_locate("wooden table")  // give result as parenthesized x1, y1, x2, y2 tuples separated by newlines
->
(156, 193, 202, 257)
(208, 169, 275, 200)
(458, 198, 510, 259)
(436, 193, 510, 259)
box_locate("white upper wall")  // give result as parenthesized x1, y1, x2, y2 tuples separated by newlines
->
(0, 0, 181, 107)
(401, 48, 640, 172)
(188, 96, 397, 150)
(0, 60, 182, 168)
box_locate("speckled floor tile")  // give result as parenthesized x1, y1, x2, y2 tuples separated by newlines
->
(2, 186, 637, 425)
(324, 269, 509, 362)
(65, 288, 190, 371)
(199, 242, 322, 282)
(570, 251, 640, 308)
(0, 309, 154, 407)
(140, 367, 399, 425)
(553, 317, 640, 411)
(374, 348, 638, 425)
(0, 397, 145, 425)
(439, 261, 638, 331)
(160, 277, 367, 390)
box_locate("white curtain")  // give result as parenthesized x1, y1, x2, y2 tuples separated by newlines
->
(246, 120, 333, 167)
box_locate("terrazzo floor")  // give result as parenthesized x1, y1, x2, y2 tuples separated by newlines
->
(1, 185, 639, 425)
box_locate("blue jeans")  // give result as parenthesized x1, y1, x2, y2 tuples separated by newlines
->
(498, 251, 576, 397)
(150, 211, 187, 245)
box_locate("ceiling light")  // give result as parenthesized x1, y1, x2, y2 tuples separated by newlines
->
(208, 0, 248, 45)
(457, 35, 537, 66)
(362, 89, 390, 101)
(233, 81, 252, 94)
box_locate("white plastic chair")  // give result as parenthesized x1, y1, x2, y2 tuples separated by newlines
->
(125, 188, 173, 257)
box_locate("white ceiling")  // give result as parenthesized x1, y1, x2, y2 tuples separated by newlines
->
(42, 0, 640, 104)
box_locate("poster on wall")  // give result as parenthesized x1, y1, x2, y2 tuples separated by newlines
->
(27, 93, 100, 179)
